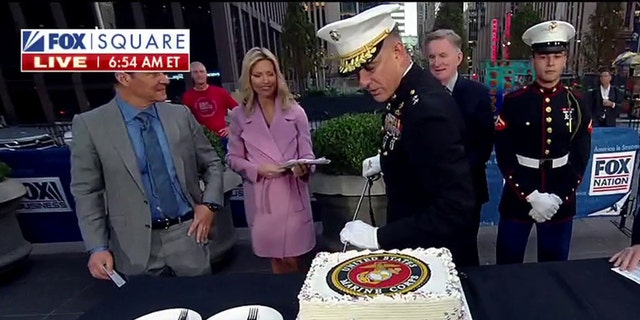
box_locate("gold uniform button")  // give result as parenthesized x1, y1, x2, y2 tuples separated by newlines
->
(383, 151, 388, 156)
(521, 192, 525, 196)
(515, 183, 519, 187)
(544, 149, 550, 155)
(545, 106, 552, 112)
(410, 90, 415, 95)
(546, 139, 552, 145)
(547, 127, 553, 133)
(545, 97, 551, 103)
(546, 117, 552, 123)
(508, 175, 513, 179)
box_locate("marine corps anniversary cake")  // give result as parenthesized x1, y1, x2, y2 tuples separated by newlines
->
(297, 248, 467, 320)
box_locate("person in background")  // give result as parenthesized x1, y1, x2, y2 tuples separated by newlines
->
(70, 72, 224, 279)
(424, 29, 495, 266)
(226, 47, 316, 274)
(493, 21, 592, 264)
(610, 212, 640, 271)
(321, 4, 477, 267)
(591, 68, 622, 127)
(182, 61, 238, 148)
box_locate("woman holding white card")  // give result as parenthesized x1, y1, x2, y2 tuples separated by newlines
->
(226, 47, 316, 274)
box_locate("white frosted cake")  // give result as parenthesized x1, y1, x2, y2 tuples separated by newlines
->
(297, 248, 466, 320)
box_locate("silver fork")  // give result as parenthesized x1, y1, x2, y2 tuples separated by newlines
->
(177, 309, 188, 320)
(247, 307, 259, 320)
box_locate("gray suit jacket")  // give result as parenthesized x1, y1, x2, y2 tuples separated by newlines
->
(70, 98, 224, 275)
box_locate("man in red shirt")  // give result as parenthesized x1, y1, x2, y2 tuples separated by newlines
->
(182, 61, 238, 148)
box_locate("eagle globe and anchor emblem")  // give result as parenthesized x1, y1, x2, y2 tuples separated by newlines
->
(327, 253, 431, 297)
(357, 262, 402, 284)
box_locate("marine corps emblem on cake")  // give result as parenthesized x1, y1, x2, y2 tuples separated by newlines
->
(327, 253, 431, 297)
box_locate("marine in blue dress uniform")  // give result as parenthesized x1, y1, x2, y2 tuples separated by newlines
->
(494, 21, 592, 264)
(317, 4, 477, 266)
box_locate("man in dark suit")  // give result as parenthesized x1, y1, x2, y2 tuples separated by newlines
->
(318, 4, 477, 267)
(424, 29, 495, 266)
(591, 68, 622, 127)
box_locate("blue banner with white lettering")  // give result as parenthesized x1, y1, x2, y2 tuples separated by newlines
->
(481, 127, 640, 225)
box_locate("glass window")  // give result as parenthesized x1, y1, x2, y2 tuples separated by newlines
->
(167, 78, 186, 104)
(13, 82, 46, 124)
(231, 8, 245, 77)
(61, 2, 96, 28)
(183, 3, 219, 73)
(261, 21, 269, 49)
(242, 11, 252, 49)
(252, 17, 261, 48)
(84, 88, 116, 109)
(0, 3, 28, 83)
(48, 89, 79, 120)
(113, 2, 136, 28)
(140, 3, 174, 28)
(22, 3, 56, 28)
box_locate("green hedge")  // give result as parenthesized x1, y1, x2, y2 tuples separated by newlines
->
(0, 161, 11, 182)
(312, 113, 382, 175)
(202, 126, 226, 164)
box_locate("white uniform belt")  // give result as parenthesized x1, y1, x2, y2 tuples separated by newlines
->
(516, 154, 569, 169)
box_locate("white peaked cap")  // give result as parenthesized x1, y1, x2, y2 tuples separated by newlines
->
(317, 4, 400, 75)
(522, 20, 576, 53)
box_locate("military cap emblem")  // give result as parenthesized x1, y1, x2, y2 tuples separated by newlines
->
(549, 21, 558, 32)
(329, 30, 341, 42)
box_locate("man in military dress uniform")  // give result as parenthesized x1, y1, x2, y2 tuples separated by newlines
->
(317, 4, 477, 266)
(494, 21, 592, 264)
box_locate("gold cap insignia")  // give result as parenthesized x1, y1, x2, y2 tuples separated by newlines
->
(549, 21, 558, 32)
(338, 29, 391, 74)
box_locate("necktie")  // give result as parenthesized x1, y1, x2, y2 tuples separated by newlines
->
(136, 112, 180, 219)
(444, 86, 452, 95)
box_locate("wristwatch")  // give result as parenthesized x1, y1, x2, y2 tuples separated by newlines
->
(203, 202, 223, 213)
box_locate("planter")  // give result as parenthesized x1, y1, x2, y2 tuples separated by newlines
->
(310, 173, 387, 251)
(201, 168, 242, 264)
(0, 179, 31, 273)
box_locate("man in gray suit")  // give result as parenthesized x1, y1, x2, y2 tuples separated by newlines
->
(70, 71, 224, 279)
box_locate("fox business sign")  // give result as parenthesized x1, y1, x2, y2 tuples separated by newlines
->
(21, 29, 190, 72)
(588, 151, 637, 196)
(13, 177, 72, 214)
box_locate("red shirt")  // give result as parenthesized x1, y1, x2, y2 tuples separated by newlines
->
(182, 85, 238, 135)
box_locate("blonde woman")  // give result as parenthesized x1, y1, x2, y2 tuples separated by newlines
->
(227, 47, 316, 274)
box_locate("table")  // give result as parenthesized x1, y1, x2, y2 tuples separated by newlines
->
(79, 258, 640, 320)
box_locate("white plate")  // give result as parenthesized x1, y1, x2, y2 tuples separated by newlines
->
(207, 305, 283, 320)
(134, 308, 202, 320)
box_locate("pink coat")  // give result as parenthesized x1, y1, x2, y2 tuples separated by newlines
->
(227, 99, 316, 258)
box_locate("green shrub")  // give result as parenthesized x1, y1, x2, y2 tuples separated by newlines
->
(202, 126, 226, 164)
(0, 161, 11, 182)
(312, 113, 383, 175)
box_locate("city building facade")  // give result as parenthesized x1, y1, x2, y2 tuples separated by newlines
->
(0, 2, 286, 124)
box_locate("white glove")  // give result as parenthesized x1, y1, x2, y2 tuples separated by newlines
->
(527, 191, 563, 223)
(526, 190, 560, 215)
(340, 220, 380, 250)
(362, 154, 381, 178)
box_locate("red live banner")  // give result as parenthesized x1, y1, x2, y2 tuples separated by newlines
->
(21, 53, 190, 72)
